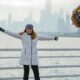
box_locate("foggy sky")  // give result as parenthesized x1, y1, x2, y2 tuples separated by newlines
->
(0, 0, 79, 21)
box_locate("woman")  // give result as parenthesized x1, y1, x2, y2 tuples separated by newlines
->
(0, 24, 58, 80)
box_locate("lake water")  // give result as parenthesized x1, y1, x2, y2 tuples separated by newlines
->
(0, 33, 80, 80)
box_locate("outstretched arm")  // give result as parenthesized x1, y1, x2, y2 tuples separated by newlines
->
(0, 27, 21, 39)
(38, 34, 58, 41)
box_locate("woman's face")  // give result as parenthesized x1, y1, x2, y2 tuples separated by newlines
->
(26, 28, 33, 34)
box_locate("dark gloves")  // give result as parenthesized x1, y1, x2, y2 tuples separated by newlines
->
(54, 37, 58, 41)
(0, 27, 5, 32)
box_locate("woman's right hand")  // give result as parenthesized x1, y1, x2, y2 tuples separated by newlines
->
(0, 27, 5, 32)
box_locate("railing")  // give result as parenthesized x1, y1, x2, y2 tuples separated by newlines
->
(0, 48, 80, 80)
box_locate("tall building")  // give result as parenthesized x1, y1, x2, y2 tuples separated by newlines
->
(39, 0, 58, 33)
(58, 9, 73, 33)
(58, 17, 65, 33)
(7, 13, 12, 28)
(58, 9, 64, 33)
(65, 13, 72, 33)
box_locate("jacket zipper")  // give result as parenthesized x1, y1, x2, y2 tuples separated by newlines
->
(31, 37, 32, 65)
(25, 48, 26, 55)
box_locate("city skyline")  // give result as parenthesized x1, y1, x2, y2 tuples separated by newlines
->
(0, 0, 80, 21)
(0, 0, 78, 33)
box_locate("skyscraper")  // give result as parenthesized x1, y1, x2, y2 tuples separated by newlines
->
(39, 0, 58, 32)
(65, 13, 72, 33)
(7, 13, 12, 28)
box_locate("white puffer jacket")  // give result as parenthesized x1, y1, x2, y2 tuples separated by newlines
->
(4, 30, 56, 65)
